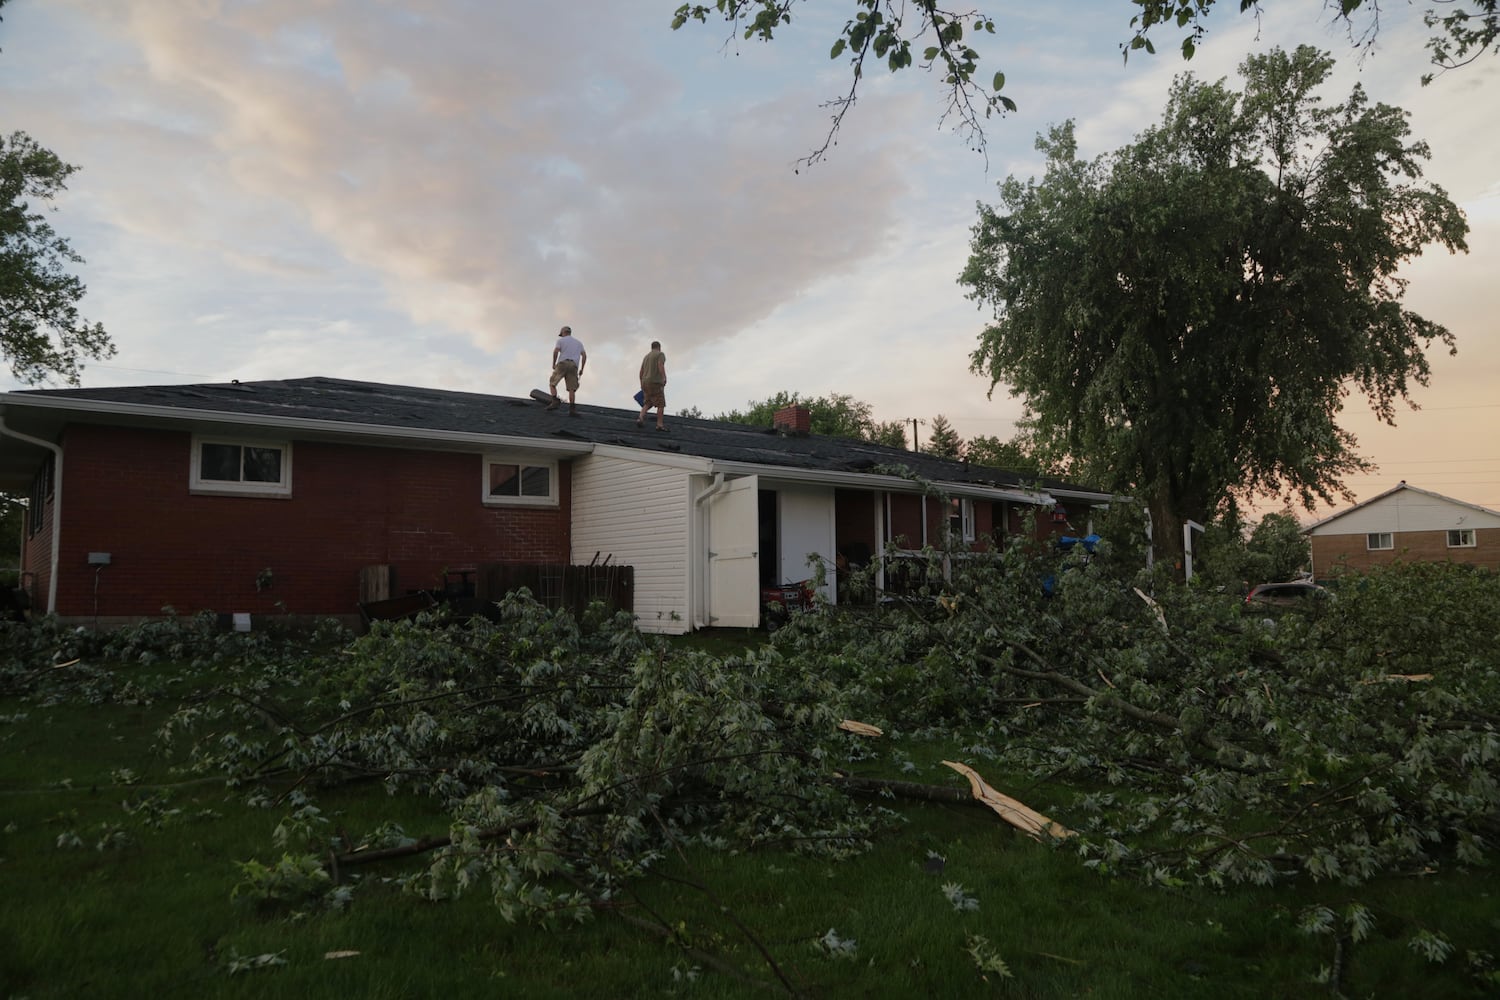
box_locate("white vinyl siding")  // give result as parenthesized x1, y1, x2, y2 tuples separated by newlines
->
(1310, 490, 1500, 536)
(570, 454, 693, 634)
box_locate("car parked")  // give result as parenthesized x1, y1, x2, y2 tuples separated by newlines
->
(1244, 580, 1332, 613)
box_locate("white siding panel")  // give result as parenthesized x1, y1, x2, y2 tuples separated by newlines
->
(1311, 491, 1500, 536)
(571, 455, 693, 634)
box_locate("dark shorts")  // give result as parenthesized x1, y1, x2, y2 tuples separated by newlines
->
(641, 383, 666, 408)
(550, 360, 579, 392)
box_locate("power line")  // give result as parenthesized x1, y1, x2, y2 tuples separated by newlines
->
(91, 364, 219, 380)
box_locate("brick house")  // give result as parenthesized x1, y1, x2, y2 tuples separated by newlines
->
(0, 378, 1110, 633)
(1303, 481, 1500, 581)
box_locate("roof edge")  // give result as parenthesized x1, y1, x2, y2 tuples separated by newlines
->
(0, 393, 595, 456)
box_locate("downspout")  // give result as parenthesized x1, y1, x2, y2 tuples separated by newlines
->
(0, 416, 62, 614)
(692, 472, 728, 629)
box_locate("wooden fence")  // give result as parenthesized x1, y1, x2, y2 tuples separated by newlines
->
(358, 562, 633, 623)
(476, 562, 633, 616)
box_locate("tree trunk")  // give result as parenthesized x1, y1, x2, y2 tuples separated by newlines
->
(1147, 492, 1185, 572)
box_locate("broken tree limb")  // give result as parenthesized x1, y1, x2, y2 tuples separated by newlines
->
(831, 774, 975, 804)
(942, 760, 1075, 841)
(330, 801, 614, 871)
(980, 643, 1247, 759)
(837, 720, 883, 737)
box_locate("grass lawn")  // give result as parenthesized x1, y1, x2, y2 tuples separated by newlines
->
(2, 651, 1497, 998)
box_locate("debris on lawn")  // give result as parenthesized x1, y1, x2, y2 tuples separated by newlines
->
(942, 761, 1074, 841)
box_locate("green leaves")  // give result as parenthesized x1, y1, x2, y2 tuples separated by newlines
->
(672, 1, 1016, 160)
(964, 47, 1467, 562)
(0, 132, 116, 385)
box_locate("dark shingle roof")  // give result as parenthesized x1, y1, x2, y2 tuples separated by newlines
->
(9, 376, 1102, 495)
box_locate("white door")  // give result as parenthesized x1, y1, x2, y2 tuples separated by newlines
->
(706, 475, 760, 628)
(777, 485, 837, 604)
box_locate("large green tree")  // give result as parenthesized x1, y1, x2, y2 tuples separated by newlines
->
(963, 46, 1467, 563)
(1245, 507, 1311, 583)
(923, 414, 963, 459)
(672, 1, 1496, 160)
(1, 131, 114, 384)
(715, 390, 907, 446)
(965, 433, 1045, 477)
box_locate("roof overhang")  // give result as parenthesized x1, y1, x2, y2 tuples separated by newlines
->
(706, 458, 1055, 505)
(0, 393, 593, 490)
(1048, 487, 1122, 505)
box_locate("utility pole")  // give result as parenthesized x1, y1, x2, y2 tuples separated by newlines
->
(909, 417, 924, 452)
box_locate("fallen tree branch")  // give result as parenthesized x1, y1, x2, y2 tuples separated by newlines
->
(980, 644, 1249, 759)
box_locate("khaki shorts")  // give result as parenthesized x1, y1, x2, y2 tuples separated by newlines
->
(550, 359, 579, 392)
(641, 383, 666, 408)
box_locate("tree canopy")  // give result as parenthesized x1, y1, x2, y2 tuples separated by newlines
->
(965, 433, 1045, 478)
(1128, 0, 1498, 82)
(1245, 508, 1311, 583)
(923, 414, 963, 459)
(0, 131, 114, 385)
(963, 46, 1467, 562)
(672, 1, 1497, 160)
(714, 390, 907, 446)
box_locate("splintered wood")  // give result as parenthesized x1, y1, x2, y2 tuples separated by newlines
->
(837, 720, 884, 737)
(941, 761, 1075, 841)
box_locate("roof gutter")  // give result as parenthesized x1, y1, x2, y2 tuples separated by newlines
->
(706, 459, 1053, 505)
(0, 395, 595, 457)
(0, 416, 61, 614)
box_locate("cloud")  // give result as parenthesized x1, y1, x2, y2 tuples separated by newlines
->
(75, 0, 913, 361)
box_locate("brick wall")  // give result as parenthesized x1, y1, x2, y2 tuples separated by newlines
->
(971, 500, 995, 552)
(44, 424, 571, 619)
(1311, 528, 1500, 580)
(887, 493, 924, 548)
(773, 405, 811, 435)
(883, 494, 1003, 553)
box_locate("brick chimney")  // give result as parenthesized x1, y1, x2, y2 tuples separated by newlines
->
(773, 404, 811, 435)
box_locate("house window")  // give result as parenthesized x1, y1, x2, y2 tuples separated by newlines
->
(26, 453, 54, 538)
(484, 456, 557, 507)
(948, 497, 975, 543)
(191, 437, 292, 496)
(1366, 532, 1393, 551)
(1447, 529, 1476, 548)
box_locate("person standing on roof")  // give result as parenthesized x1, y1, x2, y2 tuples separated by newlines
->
(637, 340, 667, 431)
(547, 325, 586, 416)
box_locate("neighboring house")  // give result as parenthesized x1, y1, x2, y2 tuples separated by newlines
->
(1303, 481, 1500, 581)
(0, 378, 1111, 633)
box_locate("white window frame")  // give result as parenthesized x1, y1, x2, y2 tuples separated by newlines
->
(1366, 532, 1393, 551)
(190, 436, 292, 496)
(1447, 528, 1476, 548)
(948, 497, 975, 543)
(483, 454, 558, 507)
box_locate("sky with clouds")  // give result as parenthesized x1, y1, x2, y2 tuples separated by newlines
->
(2, 0, 1496, 514)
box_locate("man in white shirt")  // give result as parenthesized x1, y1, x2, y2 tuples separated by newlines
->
(547, 325, 587, 415)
